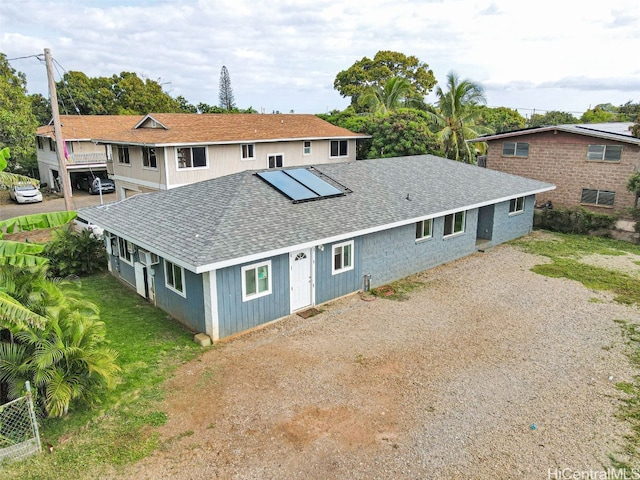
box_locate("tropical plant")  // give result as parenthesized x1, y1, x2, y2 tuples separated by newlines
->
(0, 147, 37, 187)
(358, 76, 419, 114)
(527, 110, 578, 127)
(44, 228, 107, 277)
(430, 71, 492, 163)
(0, 293, 120, 416)
(365, 109, 441, 158)
(476, 106, 526, 133)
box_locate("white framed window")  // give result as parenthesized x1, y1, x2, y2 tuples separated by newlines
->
(332, 240, 354, 275)
(117, 146, 130, 165)
(177, 146, 207, 169)
(241, 260, 272, 301)
(415, 219, 433, 241)
(303, 141, 312, 156)
(330, 140, 348, 158)
(241, 144, 255, 160)
(165, 260, 185, 296)
(587, 145, 622, 162)
(268, 154, 283, 169)
(581, 188, 615, 207)
(117, 237, 133, 265)
(143, 147, 158, 169)
(48, 138, 56, 152)
(443, 211, 465, 237)
(502, 142, 529, 157)
(509, 197, 525, 215)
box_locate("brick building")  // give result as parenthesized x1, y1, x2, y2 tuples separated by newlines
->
(472, 123, 640, 213)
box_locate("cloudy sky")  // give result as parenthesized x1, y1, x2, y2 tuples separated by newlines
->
(2, 0, 640, 118)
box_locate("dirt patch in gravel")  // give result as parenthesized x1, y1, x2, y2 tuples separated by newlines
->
(113, 242, 638, 480)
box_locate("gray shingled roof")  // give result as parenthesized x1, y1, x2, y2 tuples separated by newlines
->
(79, 155, 554, 273)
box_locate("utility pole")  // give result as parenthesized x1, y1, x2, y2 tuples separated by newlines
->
(44, 48, 73, 211)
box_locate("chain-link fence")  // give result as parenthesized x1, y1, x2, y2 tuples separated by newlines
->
(0, 382, 41, 465)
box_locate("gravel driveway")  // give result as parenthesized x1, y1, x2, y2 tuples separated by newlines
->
(114, 242, 638, 480)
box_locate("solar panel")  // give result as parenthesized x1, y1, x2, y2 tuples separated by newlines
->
(256, 168, 346, 203)
(256, 170, 319, 201)
(285, 168, 343, 197)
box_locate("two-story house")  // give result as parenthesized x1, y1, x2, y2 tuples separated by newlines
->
(36, 113, 368, 199)
(471, 123, 640, 213)
(36, 115, 137, 193)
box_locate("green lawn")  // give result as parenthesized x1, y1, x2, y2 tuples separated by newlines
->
(2, 273, 203, 479)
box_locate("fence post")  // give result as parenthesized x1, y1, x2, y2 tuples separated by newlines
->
(24, 381, 42, 453)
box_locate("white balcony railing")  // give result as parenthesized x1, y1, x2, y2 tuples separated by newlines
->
(67, 153, 109, 165)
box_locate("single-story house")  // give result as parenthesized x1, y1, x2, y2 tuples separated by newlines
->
(471, 123, 640, 212)
(79, 155, 554, 341)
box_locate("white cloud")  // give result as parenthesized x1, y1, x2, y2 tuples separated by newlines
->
(1, 0, 639, 114)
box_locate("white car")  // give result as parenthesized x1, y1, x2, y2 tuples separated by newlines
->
(9, 184, 43, 204)
(73, 217, 104, 238)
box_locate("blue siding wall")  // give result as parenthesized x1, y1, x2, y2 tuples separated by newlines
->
(154, 261, 206, 333)
(315, 238, 363, 304)
(361, 210, 478, 287)
(117, 259, 136, 287)
(216, 253, 290, 338)
(489, 195, 535, 245)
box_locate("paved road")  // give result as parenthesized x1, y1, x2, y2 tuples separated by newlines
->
(0, 190, 114, 220)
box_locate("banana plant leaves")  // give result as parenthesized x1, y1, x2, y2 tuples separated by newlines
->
(0, 211, 77, 238)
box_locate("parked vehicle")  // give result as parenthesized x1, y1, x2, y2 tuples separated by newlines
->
(76, 174, 115, 195)
(73, 216, 104, 238)
(8, 184, 43, 204)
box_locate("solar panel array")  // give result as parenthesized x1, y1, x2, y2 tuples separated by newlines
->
(256, 168, 345, 203)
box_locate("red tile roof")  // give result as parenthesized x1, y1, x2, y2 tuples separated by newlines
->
(37, 113, 367, 145)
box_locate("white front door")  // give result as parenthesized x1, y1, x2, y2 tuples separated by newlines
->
(290, 248, 312, 312)
(134, 262, 147, 298)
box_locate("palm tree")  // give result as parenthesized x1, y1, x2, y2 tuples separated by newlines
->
(430, 72, 493, 163)
(358, 76, 420, 114)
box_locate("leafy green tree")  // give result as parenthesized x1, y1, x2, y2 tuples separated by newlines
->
(30, 93, 52, 126)
(334, 51, 436, 110)
(430, 71, 492, 163)
(476, 106, 525, 133)
(527, 110, 578, 127)
(175, 95, 198, 113)
(366, 109, 441, 159)
(580, 104, 620, 123)
(0, 54, 39, 174)
(618, 101, 640, 121)
(0, 147, 38, 187)
(358, 76, 421, 114)
(218, 66, 236, 111)
(56, 71, 183, 115)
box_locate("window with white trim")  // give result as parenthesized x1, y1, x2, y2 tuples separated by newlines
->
(443, 211, 465, 237)
(581, 188, 615, 207)
(241, 144, 255, 160)
(143, 147, 157, 169)
(509, 197, 525, 214)
(268, 154, 283, 169)
(177, 146, 207, 169)
(165, 260, 185, 295)
(48, 138, 56, 152)
(118, 146, 130, 165)
(36, 137, 44, 149)
(303, 141, 312, 156)
(502, 142, 529, 157)
(587, 145, 622, 161)
(241, 260, 271, 301)
(332, 240, 353, 274)
(415, 219, 433, 240)
(330, 140, 348, 157)
(117, 237, 133, 264)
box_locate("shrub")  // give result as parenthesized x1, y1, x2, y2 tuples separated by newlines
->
(44, 228, 107, 277)
(534, 207, 617, 234)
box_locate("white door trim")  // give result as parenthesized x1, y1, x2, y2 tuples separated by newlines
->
(289, 247, 313, 312)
